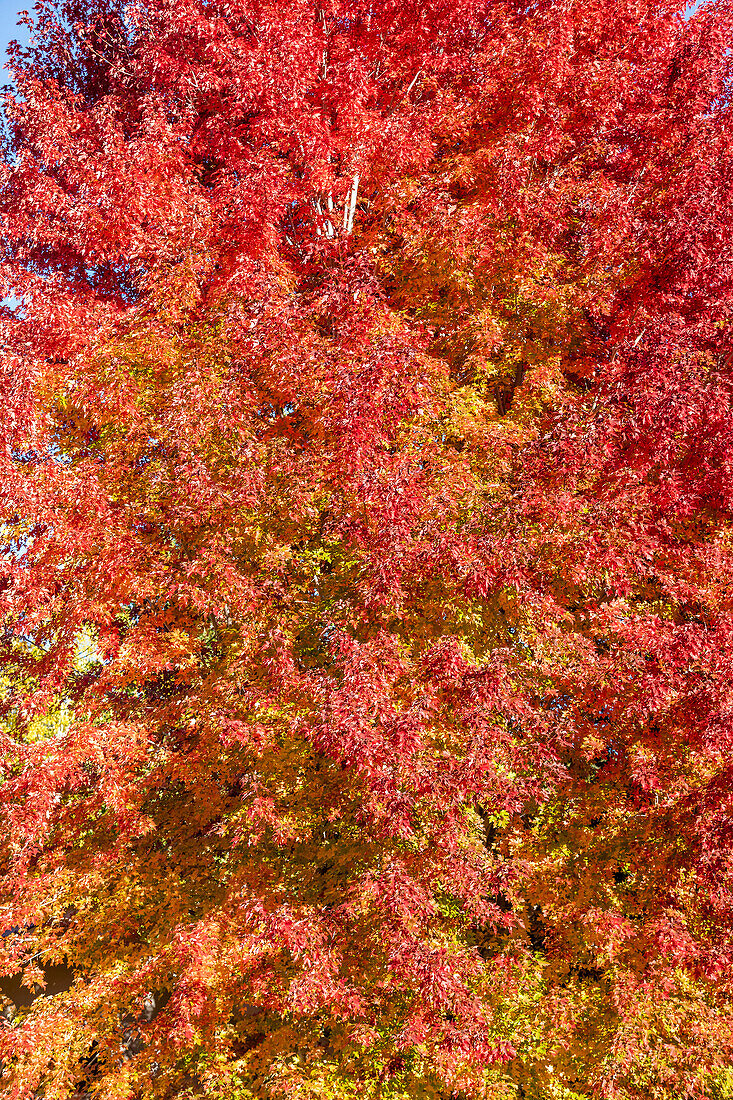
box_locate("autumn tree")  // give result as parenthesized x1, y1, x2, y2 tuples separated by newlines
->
(2, 0, 733, 1097)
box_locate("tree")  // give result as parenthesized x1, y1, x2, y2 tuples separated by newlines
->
(1, 0, 733, 1096)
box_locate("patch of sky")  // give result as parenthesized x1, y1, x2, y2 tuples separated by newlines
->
(0, 5, 27, 153)
(0, 1, 28, 64)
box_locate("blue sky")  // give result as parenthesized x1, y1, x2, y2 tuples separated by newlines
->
(1, 2, 26, 310)
(1, 0, 28, 66)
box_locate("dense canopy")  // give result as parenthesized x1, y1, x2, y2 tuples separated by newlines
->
(2, 0, 733, 1097)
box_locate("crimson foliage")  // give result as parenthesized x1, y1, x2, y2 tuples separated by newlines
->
(2, 1, 733, 1097)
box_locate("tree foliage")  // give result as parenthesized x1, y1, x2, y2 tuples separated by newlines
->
(2, 0, 733, 1097)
